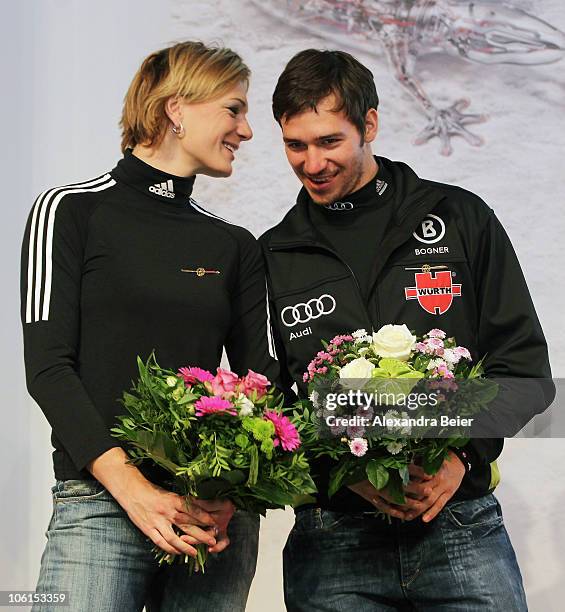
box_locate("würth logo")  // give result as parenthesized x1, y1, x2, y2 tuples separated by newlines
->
(149, 180, 175, 198)
(405, 270, 461, 315)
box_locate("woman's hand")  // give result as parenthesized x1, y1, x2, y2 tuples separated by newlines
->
(88, 447, 218, 557)
(121, 479, 219, 557)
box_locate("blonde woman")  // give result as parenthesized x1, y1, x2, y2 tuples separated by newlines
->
(21, 42, 277, 611)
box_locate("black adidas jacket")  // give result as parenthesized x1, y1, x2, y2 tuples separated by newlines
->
(260, 157, 554, 510)
(21, 150, 279, 482)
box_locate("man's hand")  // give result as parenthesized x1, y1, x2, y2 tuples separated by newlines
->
(403, 452, 466, 522)
(348, 451, 466, 522)
(190, 498, 236, 553)
(88, 447, 219, 557)
(348, 479, 415, 520)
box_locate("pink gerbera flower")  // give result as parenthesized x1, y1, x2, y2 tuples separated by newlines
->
(263, 411, 301, 451)
(178, 367, 214, 385)
(194, 396, 237, 417)
(349, 438, 368, 457)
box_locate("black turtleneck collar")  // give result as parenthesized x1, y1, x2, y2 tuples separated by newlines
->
(112, 149, 196, 208)
(311, 156, 393, 214)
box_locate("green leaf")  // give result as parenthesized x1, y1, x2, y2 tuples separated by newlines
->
(422, 450, 448, 475)
(399, 465, 410, 486)
(385, 470, 406, 505)
(366, 460, 389, 490)
(247, 444, 259, 487)
(251, 481, 295, 507)
(328, 459, 351, 498)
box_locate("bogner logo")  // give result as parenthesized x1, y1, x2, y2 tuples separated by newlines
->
(405, 269, 461, 315)
(413, 214, 445, 245)
(281, 294, 336, 327)
(290, 327, 312, 341)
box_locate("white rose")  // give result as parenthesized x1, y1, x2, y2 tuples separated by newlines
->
(371, 324, 416, 361)
(339, 357, 375, 389)
(236, 393, 254, 417)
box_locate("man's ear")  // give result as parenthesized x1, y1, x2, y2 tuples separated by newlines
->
(164, 96, 183, 125)
(364, 108, 379, 143)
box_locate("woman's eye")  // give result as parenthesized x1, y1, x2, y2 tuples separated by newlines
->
(228, 107, 239, 116)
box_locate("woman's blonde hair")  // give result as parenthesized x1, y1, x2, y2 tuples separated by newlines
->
(120, 41, 250, 152)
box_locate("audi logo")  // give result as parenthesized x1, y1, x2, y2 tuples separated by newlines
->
(281, 294, 337, 327)
(326, 201, 353, 211)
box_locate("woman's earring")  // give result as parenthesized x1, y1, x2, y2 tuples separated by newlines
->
(172, 122, 185, 137)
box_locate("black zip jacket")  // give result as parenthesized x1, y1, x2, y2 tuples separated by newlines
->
(260, 157, 554, 511)
(21, 150, 279, 482)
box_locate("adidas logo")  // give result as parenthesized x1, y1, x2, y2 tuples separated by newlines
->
(375, 179, 388, 196)
(149, 179, 175, 198)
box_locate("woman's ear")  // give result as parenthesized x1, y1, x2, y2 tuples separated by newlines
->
(164, 96, 183, 125)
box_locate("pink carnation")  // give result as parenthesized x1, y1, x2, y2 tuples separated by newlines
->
(434, 363, 455, 379)
(264, 411, 301, 451)
(330, 334, 354, 347)
(349, 438, 368, 457)
(347, 424, 366, 439)
(421, 337, 445, 356)
(329, 421, 347, 435)
(240, 369, 270, 399)
(454, 346, 471, 360)
(428, 329, 446, 339)
(194, 396, 237, 417)
(178, 367, 214, 385)
(209, 367, 240, 398)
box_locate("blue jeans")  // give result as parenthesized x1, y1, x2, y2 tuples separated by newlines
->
(33, 480, 259, 612)
(283, 494, 527, 611)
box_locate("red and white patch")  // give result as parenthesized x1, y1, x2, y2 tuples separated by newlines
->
(405, 270, 461, 315)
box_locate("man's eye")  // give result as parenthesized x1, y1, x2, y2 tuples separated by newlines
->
(287, 142, 304, 150)
(322, 138, 339, 145)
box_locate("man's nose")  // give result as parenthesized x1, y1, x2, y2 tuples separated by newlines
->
(303, 148, 327, 176)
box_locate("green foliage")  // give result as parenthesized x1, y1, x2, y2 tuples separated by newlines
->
(113, 354, 317, 570)
(366, 460, 389, 490)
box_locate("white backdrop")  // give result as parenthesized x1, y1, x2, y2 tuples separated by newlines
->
(1, 1, 564, 610)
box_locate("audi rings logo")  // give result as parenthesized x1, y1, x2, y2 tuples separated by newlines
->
(326, 201, 353, 211)
(281, 294, 336, 327)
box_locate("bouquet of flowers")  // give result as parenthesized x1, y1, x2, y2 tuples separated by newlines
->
(294, 325, 497, 507)
(112, 355, 316, 571)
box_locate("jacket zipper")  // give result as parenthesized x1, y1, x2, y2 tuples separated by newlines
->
(269, 241, 373, 331)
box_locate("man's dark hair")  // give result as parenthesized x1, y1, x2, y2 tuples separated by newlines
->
(272, 49, 379, 137)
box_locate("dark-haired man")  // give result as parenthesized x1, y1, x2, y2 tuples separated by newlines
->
(260, 49, 553, 611)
